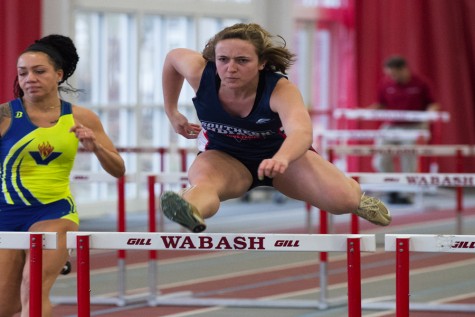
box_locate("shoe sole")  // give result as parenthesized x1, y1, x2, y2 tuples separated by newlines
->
(160, 191, 206, 233)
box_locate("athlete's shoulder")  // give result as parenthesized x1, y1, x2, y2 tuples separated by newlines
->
(72, 104, 98, 119)
(71, 105, 102, 129)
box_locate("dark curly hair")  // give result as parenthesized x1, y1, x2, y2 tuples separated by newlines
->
(14, 34, 80, 98)
(202, 23, 296, 74)
(384, 55, 407, 69)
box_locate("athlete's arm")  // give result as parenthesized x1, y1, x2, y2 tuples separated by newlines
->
(162, 48, 205, 139)
(71, 106, 125, 178)
(258, 79, 313, 180)
(0, 103, 11, 137)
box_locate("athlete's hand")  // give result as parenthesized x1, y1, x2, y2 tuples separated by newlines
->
(169, 112, 201, 139)
(70, 123, 97, 151)
(257, 158, 289, 181)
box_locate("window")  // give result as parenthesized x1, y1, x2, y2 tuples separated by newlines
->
(71, 3, 248, 210)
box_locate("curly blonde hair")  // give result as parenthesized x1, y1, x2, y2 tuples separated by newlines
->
(202, 23, 296, 74)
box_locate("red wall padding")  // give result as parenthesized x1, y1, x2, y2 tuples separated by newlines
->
(0, 0, 42, 101)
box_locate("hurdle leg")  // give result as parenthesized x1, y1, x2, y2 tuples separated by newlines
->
(117, 176, 127, 306)
(319, 210, 329, 308)
(351, 176, 360, 234)
(351, 214, 359, 234)
(396, 238, 410, 317)
(148, 175, 159, 305)
(305, 202, 313, 234)
(456, 149, 464, 234)
(77, 235, 91, 317)
(30, 233, 43, 317)
(347, 237, 362, 317)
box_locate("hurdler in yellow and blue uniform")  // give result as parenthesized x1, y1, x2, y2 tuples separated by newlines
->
(0, 98, 79, 231)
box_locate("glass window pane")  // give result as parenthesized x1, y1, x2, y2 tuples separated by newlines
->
(75, 12, 100, 104)
(103, 13, 136, 104)
(140, 16, 163, 104)
(163, 16, 195, 103)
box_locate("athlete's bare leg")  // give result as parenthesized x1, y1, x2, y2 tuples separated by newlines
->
(161, 150, 254, 232)
(20, 219, 78, 317)
(273, 150, 391, 226)
(0, 249, 23, 316)
(273, 151, 361, 214)
(185, 150, 253, 218)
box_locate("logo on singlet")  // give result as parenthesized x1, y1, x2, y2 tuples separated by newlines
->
(29, 141, 62, 165)
(256, 118, 271, 124)
(15, 111, 23, 118)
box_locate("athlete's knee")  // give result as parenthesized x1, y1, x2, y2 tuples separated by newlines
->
(182, 184, 221, 218)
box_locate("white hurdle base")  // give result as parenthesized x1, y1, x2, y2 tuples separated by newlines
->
(146, 261, 347, 310)
(362, 301, 475, 313)
(149, 295, 348, 310)
(51, 257, 148, 307)
(51, 294, 149, 307)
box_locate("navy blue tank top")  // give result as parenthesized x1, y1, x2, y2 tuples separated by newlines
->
(193, 62, 286, 161)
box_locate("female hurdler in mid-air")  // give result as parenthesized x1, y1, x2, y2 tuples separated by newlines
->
(160, 23, 391, 233)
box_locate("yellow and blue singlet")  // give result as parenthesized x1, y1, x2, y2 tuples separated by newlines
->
(0, 98, 79, 230)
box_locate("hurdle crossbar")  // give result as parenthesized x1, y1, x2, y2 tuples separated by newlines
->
(347, 172, 475, 187)
(53, 174, 149, 307)
(0, 232, 57, 317)
(66, 232, 375, 316)
(327, 144, 475, 156)
(67, 232, 375, 252)
(132, 171, 475, 188)
(333, 109, 450, 122)
(347, 172, 475, 235)
(316, 129, 431, 141)
(0, 231, 57, 249)
(362, 234, 475, 315)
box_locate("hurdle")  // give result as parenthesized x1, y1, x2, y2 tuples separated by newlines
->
(317, 129, 432, 156)
(52, 173, 151, 307)
(329, 145, 475, 234)
(147, 173, 335, 308)
(146, 172, 189, 303)
(332, 109, 449, 148)
(66, 231, 375, 316)
(319, 108, 451, 173)
(52, 147, 195, 308)
(347, 172, 475, 235)
(332, 108, 450, 122)
(0, 232, 57, 317)
(362, 234, 475, 315)
(146, 171, 475, 307)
